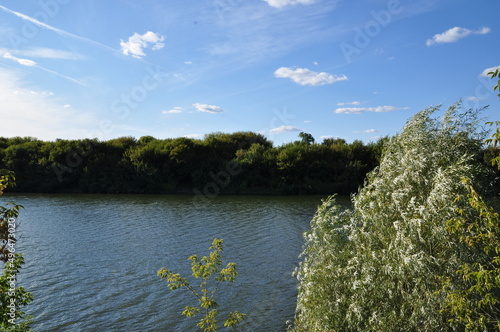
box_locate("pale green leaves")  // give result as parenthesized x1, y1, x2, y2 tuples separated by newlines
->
(292, 104, 496, 331)
(158, 238, 245, 331)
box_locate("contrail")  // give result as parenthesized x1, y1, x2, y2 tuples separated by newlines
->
(0, 5, 118, 53)
(2, 51, 86, 86)
(38, 66, 87, 86)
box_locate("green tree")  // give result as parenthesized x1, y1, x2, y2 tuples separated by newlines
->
(292, 103, 494, 331)
(158, 238, 245, 331)
(298, 132, 315, 146)
(0, 171, 33, 331)
(441, 178, 500, 331)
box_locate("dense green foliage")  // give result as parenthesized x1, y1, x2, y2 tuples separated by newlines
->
(0, 172, 32, 331)
(0, 132, 385, 195)
(158, 238, 245, 331)
(291, 104, 500, 331)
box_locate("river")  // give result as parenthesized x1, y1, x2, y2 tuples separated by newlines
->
(5, 194, 335, 331)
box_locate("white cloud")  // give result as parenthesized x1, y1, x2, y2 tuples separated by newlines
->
(184, 134, 203, 139)
(304, 120, 312, 123)
(264, 0, 316, 8)
(354, 129, 379, 133)
(162, 107, 183, 114)
(480, 65, 500, 77)
(0, 68, 97, 140)
(269, 125, 302, 134)
(184, 61, 193, 65)
(335, 105, 409, 114)
(3, 52, 37, 66)
(274, 67, 347, 86)
(193, 103, 224, 113)
(337, 101, 361, 106)
(426, 27, 490, 46)
(120, 31, 165, 59)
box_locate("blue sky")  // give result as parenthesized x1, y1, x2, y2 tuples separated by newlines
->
(0, 0, 499, 145)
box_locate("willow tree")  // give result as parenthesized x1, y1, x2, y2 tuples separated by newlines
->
(292, 103, 499, 331)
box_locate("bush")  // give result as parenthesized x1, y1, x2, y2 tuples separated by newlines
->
(292, 103, 498, 331)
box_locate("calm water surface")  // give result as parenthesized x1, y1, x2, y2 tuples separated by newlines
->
(5, 194, 335, 331)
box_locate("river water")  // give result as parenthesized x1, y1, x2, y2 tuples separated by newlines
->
(5, 194, 332, 331)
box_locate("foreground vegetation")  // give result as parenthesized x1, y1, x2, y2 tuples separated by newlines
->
(291, 103, 500, 331)
(158, 238, 245, 331)
(0, 172, 32, 331)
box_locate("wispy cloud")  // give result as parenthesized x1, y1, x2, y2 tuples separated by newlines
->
(193, 103, 224, 114)
(426, 26, 490, 46)
(120, 32, 165, 59)
(0, 68, 96, 140)
(353, 129, 379, 133)
(162, 107, 183, 114)
(2, 52, 85, 86)
(263, 0, 316, 8)
(0, 5, 116, 52)
(269, 125, 302, 134)
(335, 106, 409, 114)
(337, 101, 361, 106)
(274, 67, 347, 86)
(3, 52, 36, 66)
(7, 47, 85, 60)
(480, 65, 500, 77)
(206, 1, 340, 68)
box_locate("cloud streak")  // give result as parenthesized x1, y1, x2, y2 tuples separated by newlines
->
(337, 101, 361, 106)
(2, 52, 85, 86)
(335, 106, 408, 114)
(274, 67, 347, 86)
(426, 27, 490, 46)
(264, 0, 316, 8)
(353, 129, 379, 133)
(162, 107, 183, 114)
(8, 47, 85, 60)
(3, 52, 36, 66)
(0, 5, 117, 52)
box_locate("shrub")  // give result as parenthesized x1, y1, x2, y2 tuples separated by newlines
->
(292, 103, 497, 331)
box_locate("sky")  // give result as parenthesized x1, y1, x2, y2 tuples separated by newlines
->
(0, 0, 499, 146)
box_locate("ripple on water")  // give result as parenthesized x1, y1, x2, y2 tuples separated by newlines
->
(5, 194, 328, 331)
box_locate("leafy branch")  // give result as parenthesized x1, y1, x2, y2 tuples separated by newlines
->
(158, 238, 245, 331)
(488, 68, 500, 97)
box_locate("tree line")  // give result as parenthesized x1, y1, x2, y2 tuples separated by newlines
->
(0, 131, 497, 195)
